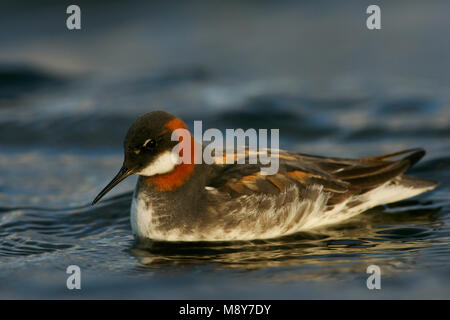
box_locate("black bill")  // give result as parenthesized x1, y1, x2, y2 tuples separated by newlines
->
(92, 165, 133, 205)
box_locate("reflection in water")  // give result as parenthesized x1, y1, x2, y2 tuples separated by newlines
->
(129, 201, 442, 281)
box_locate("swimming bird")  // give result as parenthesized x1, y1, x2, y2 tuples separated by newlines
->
(92, 110, 437, 241)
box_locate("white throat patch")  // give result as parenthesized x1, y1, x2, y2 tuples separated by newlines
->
(136, 151, 179, 176)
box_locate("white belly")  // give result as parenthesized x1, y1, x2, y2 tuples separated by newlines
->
(130, 190, 154, 239)
(130, 181, 434, 242)
(130, 190, 187, 241)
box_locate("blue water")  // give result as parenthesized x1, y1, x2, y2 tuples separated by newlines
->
(0, 0, 449, 299)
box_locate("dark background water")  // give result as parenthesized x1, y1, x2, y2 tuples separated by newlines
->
(0, 0, 449, 299)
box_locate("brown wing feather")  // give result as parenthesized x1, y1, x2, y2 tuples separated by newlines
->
(209, 148, 427, 205)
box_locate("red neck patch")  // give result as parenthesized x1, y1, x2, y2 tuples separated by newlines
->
(144, 117, 197, 192)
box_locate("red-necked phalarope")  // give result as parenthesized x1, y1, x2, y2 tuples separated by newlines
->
(92, 110, 437, 241)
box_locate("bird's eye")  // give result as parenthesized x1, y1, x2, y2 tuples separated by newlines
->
(143, 139, 156, 150)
